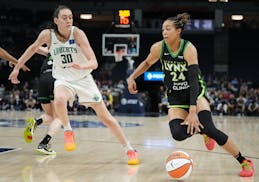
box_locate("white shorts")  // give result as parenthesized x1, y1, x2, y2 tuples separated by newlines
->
(54, 74, 102, 106)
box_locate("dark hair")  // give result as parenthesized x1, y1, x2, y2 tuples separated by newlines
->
(47, 5, 72, 38)
(166, 12, 190, 32)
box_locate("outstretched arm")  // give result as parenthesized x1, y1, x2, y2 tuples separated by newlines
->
(0, 47, 18, 64)
(127, 41, 161, 94)
(8, 29, 50, 84)
(181, 42, 204, 134)
(184, 42, 199, 111)
(0, 47, 30, 71)
(13, 29, 50, 71)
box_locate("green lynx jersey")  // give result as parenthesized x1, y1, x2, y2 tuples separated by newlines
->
(40, 53, 53, 74)
(159, 39, 207, 107)
(38, 53, 55, 104)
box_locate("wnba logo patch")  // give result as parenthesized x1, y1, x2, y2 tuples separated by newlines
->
(93, 95, 100, 102)
(69, 39, 75, 44)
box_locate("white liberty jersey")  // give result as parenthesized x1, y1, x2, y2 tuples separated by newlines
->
(49, 26, 92, 81)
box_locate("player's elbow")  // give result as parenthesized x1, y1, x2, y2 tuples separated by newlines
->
(29, 44, 40, 54)
(144, 60, 152, 69)
(92, 61, 98, 70)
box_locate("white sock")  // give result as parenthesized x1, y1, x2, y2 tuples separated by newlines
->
(123, 141, 134, 153)
(63, 121, 72, 131)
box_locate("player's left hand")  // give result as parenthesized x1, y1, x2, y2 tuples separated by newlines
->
(8, 69, 20, 84)
(127, 77, 138, 94)
(181, 112, 204, 135)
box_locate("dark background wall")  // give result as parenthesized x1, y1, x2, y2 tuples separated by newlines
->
(229, 29, 259, 82)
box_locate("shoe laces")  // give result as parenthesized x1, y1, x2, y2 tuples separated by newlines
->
(39, 143, 51, 149)
(241, 160, 252, 171)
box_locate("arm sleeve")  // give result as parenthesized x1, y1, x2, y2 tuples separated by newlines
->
(188, 64, 200, 105)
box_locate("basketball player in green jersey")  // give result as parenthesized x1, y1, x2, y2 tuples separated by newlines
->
(127, 13, 254, 177)
(1, 46, 58, 154)
(24, 46, 61, 155)
(9, 5, 139, 165)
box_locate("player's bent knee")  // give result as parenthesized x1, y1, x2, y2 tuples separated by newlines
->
(214, 130, 228, 146)
(198, 110, 228, 146)
(43, 114, 53, 123)
(54, 96, 67, 106)
(169, 119, 191, 141)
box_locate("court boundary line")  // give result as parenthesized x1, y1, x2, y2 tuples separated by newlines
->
(0, 147, 22, 155)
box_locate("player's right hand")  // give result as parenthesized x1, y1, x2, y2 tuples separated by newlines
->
(127, 77, 138, 94)
(181, 112, 204, 135)
(22, 65, 30, 72)
(8, 69, 20, 84)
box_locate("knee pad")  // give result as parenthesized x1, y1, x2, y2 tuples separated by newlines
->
(169, 119, 191, 141)
(198, 110, 228, 146)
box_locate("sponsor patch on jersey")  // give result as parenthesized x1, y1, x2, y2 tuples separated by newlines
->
(178, 56, 184, 59)
(69, 39, 75, 44)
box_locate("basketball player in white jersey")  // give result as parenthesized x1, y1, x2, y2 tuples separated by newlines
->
(9, 5, 139, 165)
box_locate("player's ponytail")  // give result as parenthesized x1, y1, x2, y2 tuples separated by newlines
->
(166, 12, 190, 33)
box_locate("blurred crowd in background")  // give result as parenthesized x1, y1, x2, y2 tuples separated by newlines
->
(0, 74, 258, 116)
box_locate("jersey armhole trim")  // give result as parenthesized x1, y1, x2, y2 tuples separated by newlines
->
(182, 41, 190, 55)
(159, 40, 165, 59)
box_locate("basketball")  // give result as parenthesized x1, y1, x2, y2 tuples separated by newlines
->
(165, 151, 193, 180)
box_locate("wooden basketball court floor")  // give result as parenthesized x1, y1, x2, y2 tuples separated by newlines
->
(0, 110, 257, 182)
